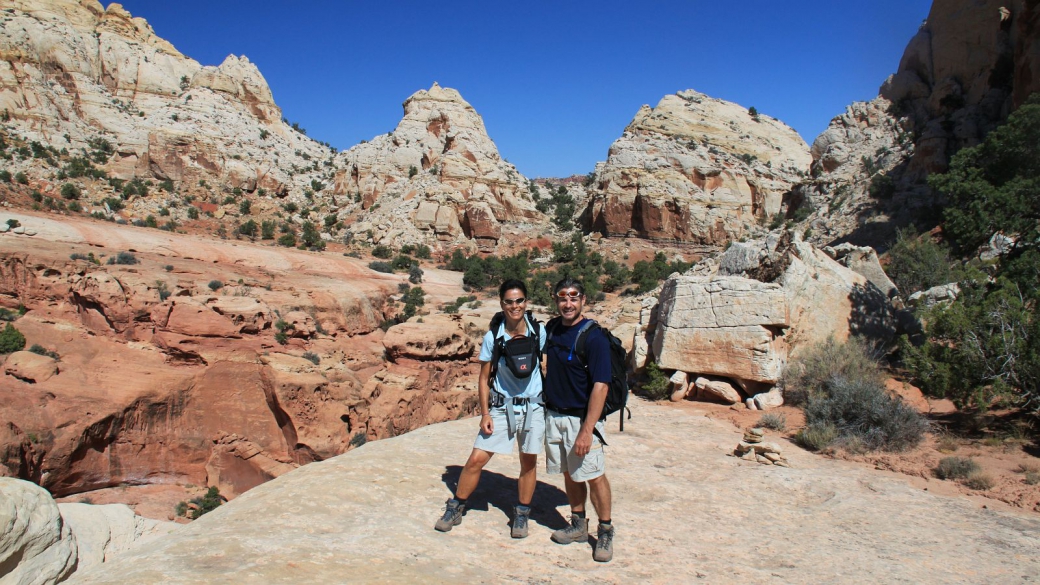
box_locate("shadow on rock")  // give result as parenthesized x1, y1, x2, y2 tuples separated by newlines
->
(442, 465, 569, 529)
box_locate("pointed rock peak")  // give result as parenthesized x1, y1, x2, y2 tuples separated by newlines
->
(99, 2, 183, 57)
(404, 83, 472, 109)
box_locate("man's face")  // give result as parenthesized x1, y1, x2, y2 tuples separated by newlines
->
(555, 286, 585, 324)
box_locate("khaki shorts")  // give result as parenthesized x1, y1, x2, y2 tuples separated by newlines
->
(544, 409, 605, 482)
(473, 403, 545, 455)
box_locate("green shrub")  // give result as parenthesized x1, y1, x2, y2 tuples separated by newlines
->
(174, 501, 188, 517)
(795, 423, 838, 451)
(60, 183, 81, 200)
(28, 344, 59, 360)
(368, 261, 393, 273)
(884, 228, 959, 295)
(349, 431, 367, 448)
(639, 361, 671, 400)
(803, 375, 927, 452)
(302, 351, 320, 365)
(757, 413, 787, 431)
(0, 323, 26, 354)
(239, 199, 251, 215)
(277, 233, 296, 247)
(107, 251, 138, 265)
(408, 264, 423, 285)
(189, 486, 223, 519)
(208, 280, 223, 291)
(372, 245, 393, 259)
(935, 456, 980, 480)
(187, 206, 199, 220)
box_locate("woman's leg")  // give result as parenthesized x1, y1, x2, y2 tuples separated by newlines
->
(517, 452, 538, 505)
(455, 448, 492, 499)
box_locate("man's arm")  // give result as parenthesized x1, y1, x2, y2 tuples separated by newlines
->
(478, 360, 494, 434)
(573, 381, 608, 457)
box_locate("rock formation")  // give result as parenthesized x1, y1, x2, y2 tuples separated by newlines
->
(799, 0, 1040, 247)
(585, 90, 811, 245)
(331, 83, 541, 252)
(647, 232, 897, 405)
(0, 477, 173, 583)
(0, 211, 478, 503)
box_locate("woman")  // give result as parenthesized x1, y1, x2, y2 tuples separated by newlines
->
(435, 278, 546, 538)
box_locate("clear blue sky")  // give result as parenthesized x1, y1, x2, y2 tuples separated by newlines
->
(117, 1, 932, 178)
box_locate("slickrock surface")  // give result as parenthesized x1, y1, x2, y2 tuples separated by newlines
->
(69, 399, 1040, 584)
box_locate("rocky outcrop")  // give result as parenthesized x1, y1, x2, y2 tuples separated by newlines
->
(0, 477, 174, 583)
(649, 232, 897, 404)
(332, 83, 540, 252)
(0, 0, 332, 207)
(585, 90, 811, 244)
(801, 0, 1040, 247)
(0, 212, 479, 504)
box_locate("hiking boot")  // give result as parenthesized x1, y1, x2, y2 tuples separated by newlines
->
(511, 505, 530, 538)
(593, 523, 614, 562)
(551, 514, 588, 544)
(434, 499, 465, 532)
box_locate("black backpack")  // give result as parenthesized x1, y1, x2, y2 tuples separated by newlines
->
(487, 310, 542, 396)
(546, 317, 631, 433)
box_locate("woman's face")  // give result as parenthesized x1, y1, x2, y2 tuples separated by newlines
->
(500, 288, 527, 321)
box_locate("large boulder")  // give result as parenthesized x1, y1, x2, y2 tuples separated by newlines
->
(0, 478, 77, 584)
(382, 316, 474, 361)
(652, 276, 788, 384)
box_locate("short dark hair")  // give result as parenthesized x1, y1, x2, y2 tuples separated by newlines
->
(499, 278, 527, 299)
(553, 277, 585, 296)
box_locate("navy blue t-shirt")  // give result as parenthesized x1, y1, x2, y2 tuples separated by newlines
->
(544, 318, 612, 411)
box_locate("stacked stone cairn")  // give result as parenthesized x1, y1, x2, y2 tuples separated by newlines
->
(734, 428, 789, 467)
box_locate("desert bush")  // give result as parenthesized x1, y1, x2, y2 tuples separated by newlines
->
(1025, 471, 1040, 485)
(372, 245, 393, 259)
(189, 486, 223, 519)
(408, 264, 423, 284)
(963, 471, 995, 490)
(302, 351, 320, 365)
(0, 323, 26, 354)
(349, 431, 367, 448)
(757, 412, 787, 431)
(803, 375, 927, 452)
(28, 344, 59, 360)
(107, 251, 138, 265)
(935, 434, 959, 453)
(208, 280, 223, 291)
(781, 336, 883, 406)
(639, 361, 671, 400)
(60, 183, 81, 200)
(368, 261, 393, 274)
(795, 423, 838, 451)
(935, 456, 980, 480)
(884, 227, 960, 296)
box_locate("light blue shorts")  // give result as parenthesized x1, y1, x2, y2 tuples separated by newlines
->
(473, 403, 545, 455)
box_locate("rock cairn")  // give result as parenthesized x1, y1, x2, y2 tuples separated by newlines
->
(734, 428, 789, 467)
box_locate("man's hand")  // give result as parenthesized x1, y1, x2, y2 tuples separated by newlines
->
(573, 428, 594, 457)
(480, 414, 494, 435)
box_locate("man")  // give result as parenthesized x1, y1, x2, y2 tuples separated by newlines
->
(543, 277, 614, 562)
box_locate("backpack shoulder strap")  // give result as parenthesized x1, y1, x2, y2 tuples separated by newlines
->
(572, 319, 599, 368)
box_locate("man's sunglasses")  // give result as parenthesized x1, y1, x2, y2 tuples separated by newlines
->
(555, 292, 582, 301)
(502, 298, 526, 306)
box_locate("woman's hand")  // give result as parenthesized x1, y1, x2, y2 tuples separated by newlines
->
(480, 413, 494, 435)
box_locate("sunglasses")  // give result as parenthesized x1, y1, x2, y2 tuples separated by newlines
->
(502, 297, 526, 306)
(555, 292, 582, 301)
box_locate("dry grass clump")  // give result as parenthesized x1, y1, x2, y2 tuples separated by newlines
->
(963, 471, 995, 490)
(795, 423, 837, 452)
(757, 412, 787, 431)
(782, 336, 883, 406)
(935, 434, 959, 453)
(935, 456, 980, 480)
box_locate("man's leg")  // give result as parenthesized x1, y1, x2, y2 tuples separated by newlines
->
(587, 473, 611, 521)
(588, 474, 614, 562)
(562, 471, 588, 513)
